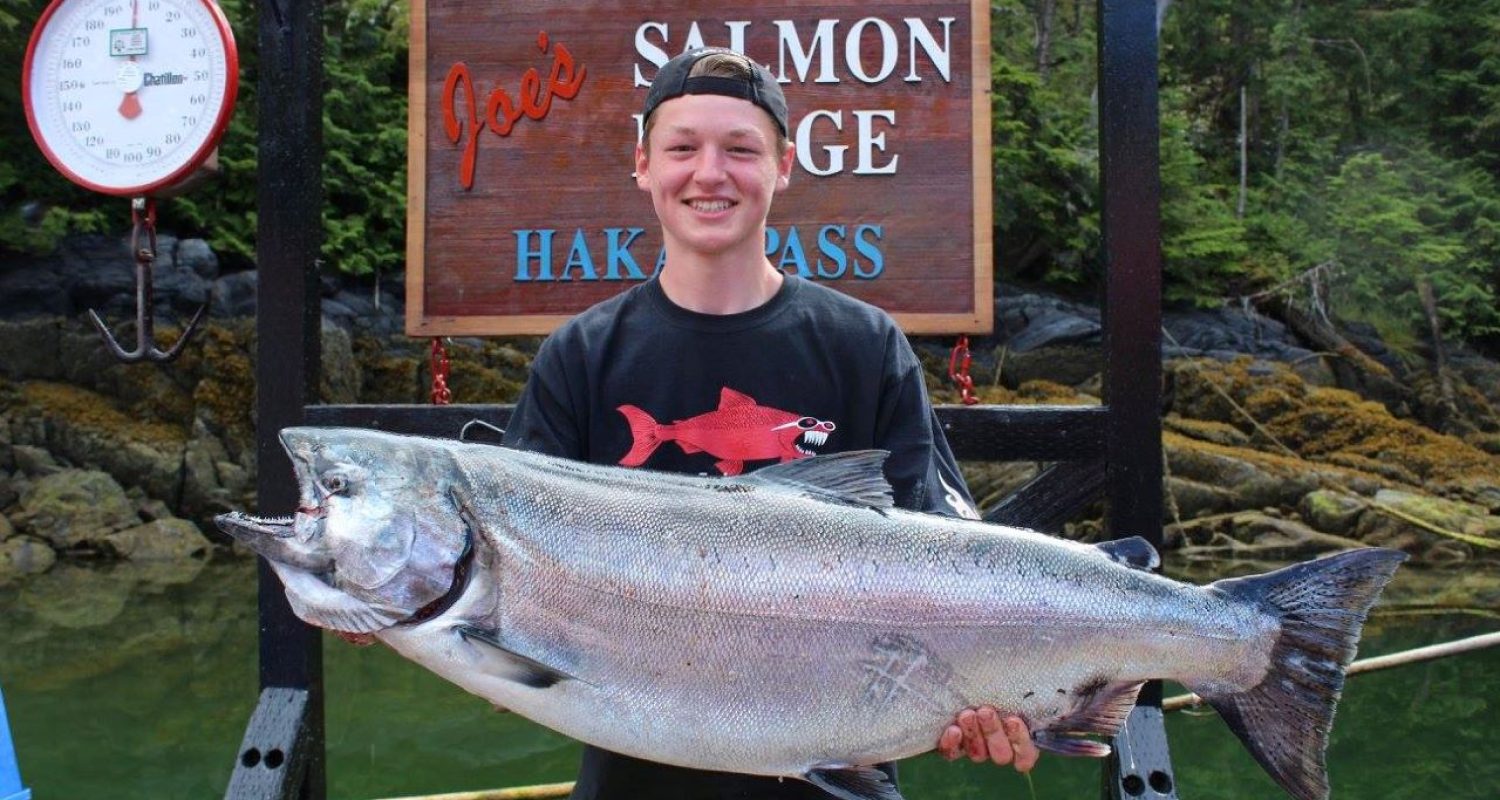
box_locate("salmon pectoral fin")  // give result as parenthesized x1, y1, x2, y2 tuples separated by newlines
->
(455, 624, 580, 689)
(1195, 547, 1407, 800)
(804, 765, 904, 800)
(269, 560, 402, 635)
(1032, 679, 1146, 758)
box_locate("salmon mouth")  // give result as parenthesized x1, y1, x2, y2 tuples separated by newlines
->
(216, 510, 296, 540)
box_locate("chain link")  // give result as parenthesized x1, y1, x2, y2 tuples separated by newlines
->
(429, 338, 453, 405)
(948, 334, 979, 405)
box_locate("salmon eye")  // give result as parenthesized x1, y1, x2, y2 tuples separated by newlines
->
(797, 417, 818, 429)
(321, 474, 348, 495)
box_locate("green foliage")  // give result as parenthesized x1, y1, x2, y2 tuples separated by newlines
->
(990, 0, 1100, 285)
(1158, 97, 1251, 306)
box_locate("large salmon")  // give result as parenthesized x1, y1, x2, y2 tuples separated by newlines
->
(217, 427, 1405, 800)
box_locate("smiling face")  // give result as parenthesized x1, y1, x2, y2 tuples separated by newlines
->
(635, 93, 795, 266)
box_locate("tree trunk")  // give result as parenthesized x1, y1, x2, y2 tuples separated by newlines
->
(1238, 85, 1248, 218)
(1417, 277, 1461, 423)
(1036, 0, 1058, 80)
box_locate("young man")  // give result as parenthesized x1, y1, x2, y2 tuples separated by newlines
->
(503, 47, 1037, 799)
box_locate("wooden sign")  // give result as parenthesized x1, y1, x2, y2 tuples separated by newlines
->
(407, 2, 992, 335)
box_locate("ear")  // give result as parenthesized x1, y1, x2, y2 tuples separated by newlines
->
(635, 143, 651, 191)
(776, 141, 795, 191)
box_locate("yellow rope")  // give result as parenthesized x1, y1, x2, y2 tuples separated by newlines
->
(1162, 630, 1500, 712)
(371, 781, 575, 800)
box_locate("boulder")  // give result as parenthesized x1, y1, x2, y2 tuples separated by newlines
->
(14, 443, 63, 477)
(1, 535, 58, 582)
(210, 270, 258, 317)
(176, 238, 220, 280)
(12, 469, 140, 549)
(104, 518, 212, 561)
(1172, 511, 1368, 560)
(1166, 476, 1234, 520)
(1299, 489, 1366, 536)
(0, 318, 64, 380)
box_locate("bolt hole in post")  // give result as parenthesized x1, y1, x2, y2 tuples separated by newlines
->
(1121, 774, 1146, 796)
(240, 748, 260, 768)
(1149, 770, 1173, 794)
(264, 749, 285, 769)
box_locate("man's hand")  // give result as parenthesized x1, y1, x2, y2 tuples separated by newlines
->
(937, 706, 1039, 772)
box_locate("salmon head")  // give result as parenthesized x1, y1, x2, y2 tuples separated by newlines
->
(215, 427, 475, 634)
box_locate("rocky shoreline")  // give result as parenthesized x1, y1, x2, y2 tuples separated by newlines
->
(2, 234, 1498, 586)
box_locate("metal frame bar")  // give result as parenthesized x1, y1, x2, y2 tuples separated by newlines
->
(231, 1, 1166, 797)
(228, 0, 327, 798)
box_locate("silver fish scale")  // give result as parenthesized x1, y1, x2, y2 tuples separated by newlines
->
(430, 445, 1278, 776)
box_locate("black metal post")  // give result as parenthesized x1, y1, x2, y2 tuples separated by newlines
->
(1097, 0, 1175, 796)
(227, 0, 326, 798)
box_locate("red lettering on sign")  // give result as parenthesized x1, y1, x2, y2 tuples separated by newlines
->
(441, 31, 588, 190)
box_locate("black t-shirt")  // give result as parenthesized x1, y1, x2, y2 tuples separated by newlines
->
(503, 274, 976, 799)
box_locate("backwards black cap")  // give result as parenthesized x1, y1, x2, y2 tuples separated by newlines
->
(642, 47, 789, 137)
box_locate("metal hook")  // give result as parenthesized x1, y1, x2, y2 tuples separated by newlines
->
(87, 197, 210, 363)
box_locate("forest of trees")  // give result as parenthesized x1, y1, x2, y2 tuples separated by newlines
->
(2, 0, 1497, 352)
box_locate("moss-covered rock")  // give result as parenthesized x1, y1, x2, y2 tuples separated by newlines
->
(1, 535, 58, 583)
(104, 518, 212, 561)
(1299, 489, 1365, 535)
(12, 469, 139, 550)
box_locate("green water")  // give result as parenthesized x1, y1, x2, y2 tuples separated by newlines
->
(2, 559, 1496, 799)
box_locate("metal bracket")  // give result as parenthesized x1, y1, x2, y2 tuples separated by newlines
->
(1104, 704, 1180, 800)
(224, 687, 313, 799)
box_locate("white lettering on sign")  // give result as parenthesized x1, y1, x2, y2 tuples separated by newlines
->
(632, 17, 956, 86)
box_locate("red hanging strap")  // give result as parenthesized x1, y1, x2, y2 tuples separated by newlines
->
(429, 338, 452, 405)
(948, 335, 979, 405)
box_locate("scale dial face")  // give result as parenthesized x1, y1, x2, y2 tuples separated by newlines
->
(23, 0, 238, 197)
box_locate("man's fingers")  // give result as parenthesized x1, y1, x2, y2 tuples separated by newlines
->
(957, 708, 986, 762)
(1005, 716, 1039, 773)
(937, 724, 963, 760)
(978, 707, 1015, 766)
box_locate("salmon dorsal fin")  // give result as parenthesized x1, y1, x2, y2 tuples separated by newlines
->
(718, 387, 758, 409)
(743, 450, 895, 511)
(1094, 536, 1160, 571)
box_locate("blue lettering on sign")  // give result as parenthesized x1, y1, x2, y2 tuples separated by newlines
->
(514, 229, 556, 281)
(853, 225, 884, 278)
(512, 226, 886, 281)
(604, 228, 647, 280)
(816, 225, 848, 278)
(777, 227, 812, 277)
(561, 229, 598, 280)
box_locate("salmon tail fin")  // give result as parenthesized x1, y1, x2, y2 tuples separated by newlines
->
(615, 404, 663, 467)
(1193, 548, 1406, 800)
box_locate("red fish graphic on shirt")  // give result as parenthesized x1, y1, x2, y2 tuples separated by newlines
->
(616, 388, 836, 476)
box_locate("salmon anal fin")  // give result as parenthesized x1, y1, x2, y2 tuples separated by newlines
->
(1033, 732, 1113, 758)
(804, 764, 904, 800)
